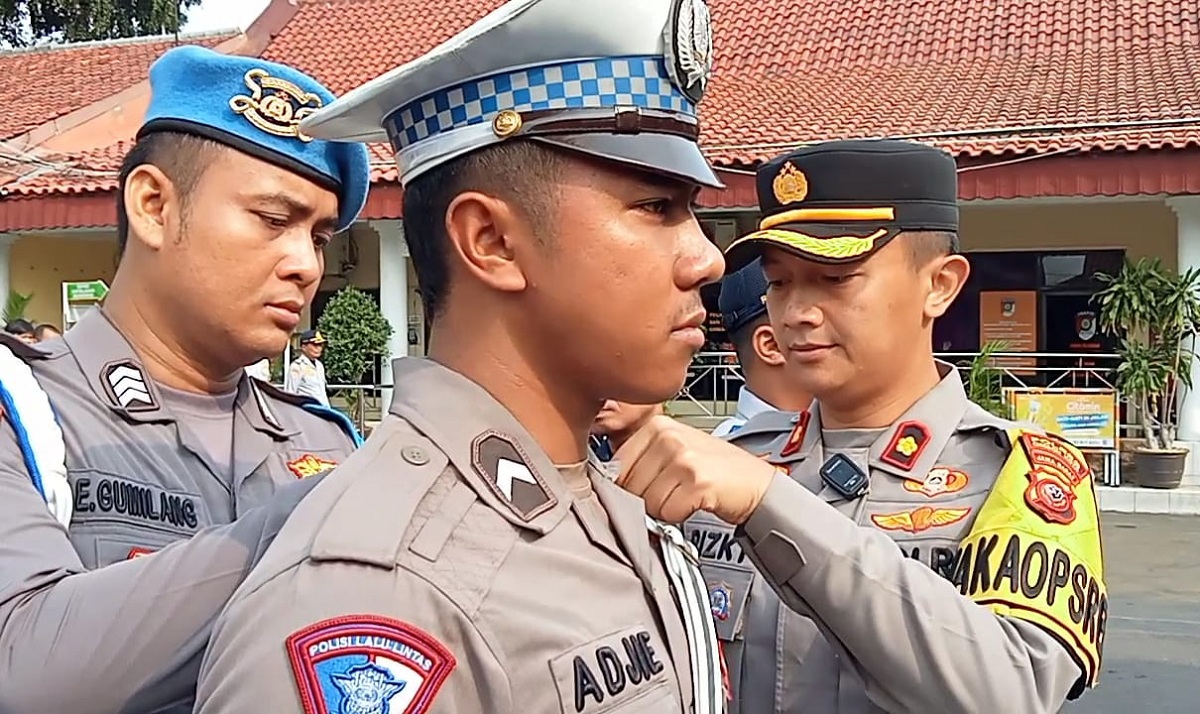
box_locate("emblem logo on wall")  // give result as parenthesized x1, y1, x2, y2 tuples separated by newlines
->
(1075, 311, 1097, 341)
(1001, 299, 1017, 318)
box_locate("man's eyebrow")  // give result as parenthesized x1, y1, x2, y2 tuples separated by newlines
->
(623, 169, 698, 198)
(250, 192, 338, 231)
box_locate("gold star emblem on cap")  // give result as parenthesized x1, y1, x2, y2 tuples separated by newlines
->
(772, 161, 808, 205)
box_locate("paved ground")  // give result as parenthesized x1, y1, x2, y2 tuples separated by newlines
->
(1062, 513, 1200, 712)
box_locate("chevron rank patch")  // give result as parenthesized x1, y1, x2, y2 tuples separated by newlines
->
(471, 430, 556, 521)
(287, 615, 456, 714)
(102, 361, 156, 411)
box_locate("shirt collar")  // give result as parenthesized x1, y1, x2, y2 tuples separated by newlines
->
(735, 387, 776, 423)
(63, 307, 291, 435)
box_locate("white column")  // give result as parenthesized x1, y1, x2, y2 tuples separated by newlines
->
(0, 234, 15, 315)
(373, 219, 409, 408)
(1169, 198, 1200, 456)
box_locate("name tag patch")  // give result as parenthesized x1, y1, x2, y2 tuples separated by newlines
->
(550, 626, 671, 713)
(72, 476, 200, 531)
(684, 525, 747, 565)
(286, 615, 456, 714)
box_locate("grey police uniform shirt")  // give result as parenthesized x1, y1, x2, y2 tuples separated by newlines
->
(196, 357, 721, 714)
(0, 309, 358, 714)
(685, 365, 1084, 714)
(287, 353, 329, 406)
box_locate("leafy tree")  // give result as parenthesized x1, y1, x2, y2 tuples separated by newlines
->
(1095, 258, 1200, 450)
(1, 0, 202, 48)
(316, 286, 393, 385)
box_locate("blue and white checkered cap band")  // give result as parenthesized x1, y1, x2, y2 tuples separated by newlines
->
(383, 55, 696, 150)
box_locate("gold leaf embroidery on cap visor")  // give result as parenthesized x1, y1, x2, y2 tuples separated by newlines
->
(729, 227, 888, 261)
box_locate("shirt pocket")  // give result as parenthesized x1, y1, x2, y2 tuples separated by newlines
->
(92, 532, 179, 567)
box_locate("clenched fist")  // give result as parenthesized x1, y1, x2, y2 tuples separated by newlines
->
(614, 415, 778, 524)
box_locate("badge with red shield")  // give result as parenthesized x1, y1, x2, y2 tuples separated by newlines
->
(1019, 433, 1091, 525)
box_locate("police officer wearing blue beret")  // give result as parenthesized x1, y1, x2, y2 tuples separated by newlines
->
(0, 46, 369, 714)
(711, 258, 811, 437)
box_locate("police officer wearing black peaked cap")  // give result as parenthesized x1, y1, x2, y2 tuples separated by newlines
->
(725, 139, 961, 271)
(625, 139, 1106, 714)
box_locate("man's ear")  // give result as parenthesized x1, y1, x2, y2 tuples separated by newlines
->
(123, 165, 177, 251)
(444, 191, 530, 294)
(751, 323, 786, 366)
(925, 253, 970, 319)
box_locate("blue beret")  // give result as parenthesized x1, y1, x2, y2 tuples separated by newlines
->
(718, 258, 769, 334)
(139, 45, 370, 232)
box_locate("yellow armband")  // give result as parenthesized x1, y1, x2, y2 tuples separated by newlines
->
(952, 430, 1106, 691)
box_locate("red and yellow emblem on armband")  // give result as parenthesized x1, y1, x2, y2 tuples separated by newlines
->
(951, 430, 1107, 692)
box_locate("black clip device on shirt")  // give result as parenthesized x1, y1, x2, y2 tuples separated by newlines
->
(819, 453, 870, 500)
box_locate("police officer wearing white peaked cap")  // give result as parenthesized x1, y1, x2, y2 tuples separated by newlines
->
(196, 2, 732, 714)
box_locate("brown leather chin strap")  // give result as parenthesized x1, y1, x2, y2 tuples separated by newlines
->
(505, 106, 700, 141)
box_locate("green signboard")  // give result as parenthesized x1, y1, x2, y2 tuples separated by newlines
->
(64, 280, 109, 302)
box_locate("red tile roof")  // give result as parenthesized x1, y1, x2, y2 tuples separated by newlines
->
(263, 0, 1200, 163)
(0, 31, 236, 141)
(6, 0, 1200, 201)
(0, 142, 128, 195)
(0, 140, 399, 197)
(259, 0, 502, 96)
(702, 0, 1200, 164)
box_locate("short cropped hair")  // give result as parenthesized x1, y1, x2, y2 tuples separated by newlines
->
(904, 230, 958, 266)
(401, 141, 566, 320)
(115, 132, 223, 254)
(729, 314, 769, 374)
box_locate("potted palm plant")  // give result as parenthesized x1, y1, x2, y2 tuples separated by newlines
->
(1094, 258, 1200, 489)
